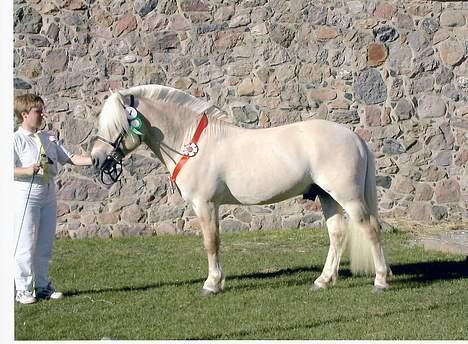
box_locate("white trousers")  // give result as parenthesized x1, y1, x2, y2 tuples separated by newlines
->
(14, 180, 57, 292)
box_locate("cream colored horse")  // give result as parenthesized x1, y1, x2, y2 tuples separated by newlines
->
(91, 85, 390, 293)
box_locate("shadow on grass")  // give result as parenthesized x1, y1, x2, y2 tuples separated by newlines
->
(64, 259, 467, 297)
(390, 259, 468, 284)
(64, 266, 322, 297)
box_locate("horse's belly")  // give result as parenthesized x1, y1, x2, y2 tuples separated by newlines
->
(223, 157, 312, 205)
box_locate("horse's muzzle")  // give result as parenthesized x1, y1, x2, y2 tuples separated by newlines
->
(92, 149, 124, 185)
(99, 154, 123, 185)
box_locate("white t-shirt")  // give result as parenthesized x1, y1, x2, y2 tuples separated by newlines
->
(14, 127, 74, 184)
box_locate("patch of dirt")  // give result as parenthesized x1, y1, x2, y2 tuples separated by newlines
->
(383, 219, 468, 256)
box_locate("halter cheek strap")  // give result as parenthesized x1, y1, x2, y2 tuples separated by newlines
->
(170, 113, 208, 185)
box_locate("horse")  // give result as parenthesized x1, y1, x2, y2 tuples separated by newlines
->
(90, 84, 391, 294)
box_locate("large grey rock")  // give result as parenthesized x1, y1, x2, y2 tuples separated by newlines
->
(414, 183, 433, 201)
(144, 31, 180, 52)
(328, 110, 360, 124)
(231, 103, 259, 124)
(394, 98, 414, 120)
(62, 118, 93, 145)
(441, 84, 462, 101)
(15, 6, 42, 33)
(353, 69, 387, 104)
(238, 77, 264, 96)
(269, 23, 295, 48)
(435, 179, 461, 203)
(439, 39, 466, 66)
(135, 0, 158, 17)
(232, 207, 253, 223)
(420, 18, 439, 35)
(43, 49, 68, 73)
(180, 0, 210, 12)
(435, 66, 453, 85)
(57, 179, 107, 202)
(407, 203, 432, 221)
(220, 219, 249, 232)
(383, 139, 406, 155)
(408, 30, 430, 54)
(417, 95, 446, 118)
(440, 10, 466, 27)
(433, 151, 452, 166)
(14, 78, 32, 90)
(388, 45, 412, 75)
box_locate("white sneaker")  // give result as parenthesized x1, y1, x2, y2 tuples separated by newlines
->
(36, 282, 64, 300)
(16, 290, 37, 304)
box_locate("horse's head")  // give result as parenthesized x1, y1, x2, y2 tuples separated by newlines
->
(91, 91, 144, 184)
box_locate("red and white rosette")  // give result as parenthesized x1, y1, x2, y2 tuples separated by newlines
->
(182, 142, 199, 157)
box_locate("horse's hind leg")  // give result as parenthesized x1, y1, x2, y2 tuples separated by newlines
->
(312, 193, 347, 290)
(192, 200, 225, 295)
(343, 200, 389, 291)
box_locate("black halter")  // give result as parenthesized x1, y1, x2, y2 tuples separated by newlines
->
(95, 95, 140, 185)
(96, 133, 125, 185)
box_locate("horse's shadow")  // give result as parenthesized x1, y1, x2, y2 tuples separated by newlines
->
(64, 267, 319, 297)
(64, 259, 467, 297)
(390, 259, 468, 284)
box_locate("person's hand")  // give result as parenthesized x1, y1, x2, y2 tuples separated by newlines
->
(29, 164, 41, 176)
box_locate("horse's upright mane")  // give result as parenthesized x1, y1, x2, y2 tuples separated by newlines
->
(98, 84, 231, 139)
(121, 84, 224, 118)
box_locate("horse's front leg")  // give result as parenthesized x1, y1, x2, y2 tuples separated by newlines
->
(192, 200, 224, 295)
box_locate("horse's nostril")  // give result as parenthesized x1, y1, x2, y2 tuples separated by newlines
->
(92, 157, 97, 168)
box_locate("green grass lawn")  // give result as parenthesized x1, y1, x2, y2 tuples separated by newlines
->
(15, 228, 467, 340)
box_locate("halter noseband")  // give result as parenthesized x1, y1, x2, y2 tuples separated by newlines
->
(95, 95, 142, 185)
(96, 133, 125, 185)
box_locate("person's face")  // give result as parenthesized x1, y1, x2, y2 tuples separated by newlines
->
(21, 105, 45, 130)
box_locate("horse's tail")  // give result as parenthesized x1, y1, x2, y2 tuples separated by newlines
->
(348, 143, 379, 276)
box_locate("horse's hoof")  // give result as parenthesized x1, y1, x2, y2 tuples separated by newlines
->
(310, 283, 326, 292)
(201, 288, 219, 297)
(372, 285, 388, 293)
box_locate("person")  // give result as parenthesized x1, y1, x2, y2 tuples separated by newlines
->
(13, 94, 92, 304)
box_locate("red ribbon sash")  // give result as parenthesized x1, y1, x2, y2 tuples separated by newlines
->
(170, 113, 208, 183)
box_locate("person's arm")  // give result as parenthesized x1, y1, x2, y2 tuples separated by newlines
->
(51, 133, 92, 166)
(70, 155, 93, 166)
(14, 164, 40, 177)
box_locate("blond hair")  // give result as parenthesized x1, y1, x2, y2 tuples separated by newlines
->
(14, 93, 44, 124)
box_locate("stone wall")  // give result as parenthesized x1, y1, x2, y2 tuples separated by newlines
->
(14, 0, 467, 238)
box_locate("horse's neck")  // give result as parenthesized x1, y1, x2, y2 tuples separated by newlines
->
(139, 98, 215, 170)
